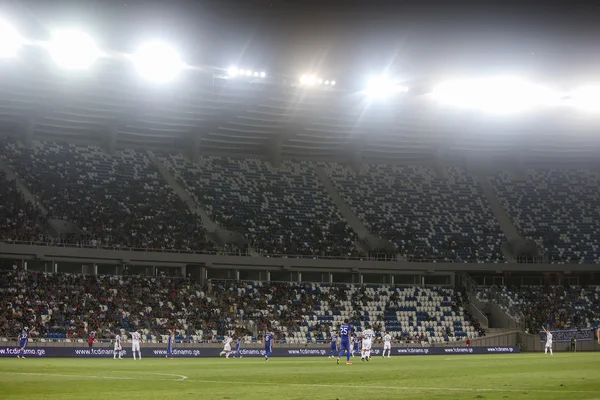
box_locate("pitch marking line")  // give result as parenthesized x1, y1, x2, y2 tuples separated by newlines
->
(5, 372, 188, 382)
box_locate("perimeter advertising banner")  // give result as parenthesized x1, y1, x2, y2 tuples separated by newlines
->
(0, 346, 519, 358)
(539, 328, 594, 343)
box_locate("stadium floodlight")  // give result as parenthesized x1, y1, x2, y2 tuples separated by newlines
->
(300, 74, 318, 85)
(227, 66, 238, 77)
(48, 30, 101, 70)
(254, 71, 259, 77)
(365, 76, 408, 98)
(245, 69, 252, 76)
(0, 20, 23, 58)
(432, 77, 558, 114)
(260, 71, 266, 78)
(133, 41, 182, 83)
(325, 80, 330, 85)
(331, 80, 336, 86)
(568, 85, 600, 112)
(317, 79, 323, 85)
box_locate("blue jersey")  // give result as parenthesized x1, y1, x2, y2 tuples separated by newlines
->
(264, 333, 274, 349)
(330, 333, 338, 350)
(339, 324, 352, 351)
(167, 334, 174, 349)
(19, 332, 28, 346)
(235, 338, 241, 350)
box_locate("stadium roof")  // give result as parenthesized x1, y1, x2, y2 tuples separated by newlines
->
(1, 0, 600, 163)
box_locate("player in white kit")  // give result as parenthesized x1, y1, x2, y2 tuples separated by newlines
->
(130, 331, 142, 360)
(220, 336, 233, 358)
(382, 332, 392, 358)
(113, 330, 123, 359)
(361, 326, 375, 362)
(543, 327, 553, 355)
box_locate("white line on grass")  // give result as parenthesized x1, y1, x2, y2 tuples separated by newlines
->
(5, 372, 187, 382)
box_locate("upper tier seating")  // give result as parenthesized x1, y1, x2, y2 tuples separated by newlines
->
(0, 170, 46, 243)
(492, 169, 600, 263)
(323, 163, 505, 262)
(161, 154, 357, 257)
(0, 141, 210, 251)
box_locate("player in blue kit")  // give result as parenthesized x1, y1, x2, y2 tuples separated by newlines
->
(328, 330, 338, 358)
(166, 328, 174, 359)
(17, 327, 32, 359)
(264, 331, 274, 361)
(337, 319, 353, 365)
(233, 336, 242, 358)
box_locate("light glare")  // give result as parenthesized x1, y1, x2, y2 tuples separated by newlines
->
(432, 77, 559, 114)
(48, 30, 100, 70)
(569, 86, 600, 112)
(0, 20, 23, 58)
(227, 66, 238, 77)
(260, 71, 266, 78)
(133, 41, 182, 83)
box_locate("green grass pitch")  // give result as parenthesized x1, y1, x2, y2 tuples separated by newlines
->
(0, 353, 598, 399)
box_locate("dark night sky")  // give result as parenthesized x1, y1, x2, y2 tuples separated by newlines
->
(4, 0, 600, 85)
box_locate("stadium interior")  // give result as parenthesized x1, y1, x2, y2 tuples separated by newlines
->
(0, 5, 599, 361)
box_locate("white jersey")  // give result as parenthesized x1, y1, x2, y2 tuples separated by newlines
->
(114, 334, 122, 350)
(362, 329, 375, 343)
(130, 332, 142, 343)
(545, 332, 553, 346)
(223, 337, 233, 351)
(383, 334, 391, 349)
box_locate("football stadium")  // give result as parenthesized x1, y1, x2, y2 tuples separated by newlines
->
(1, 1, 600, 399)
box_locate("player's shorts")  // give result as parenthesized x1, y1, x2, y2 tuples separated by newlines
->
(545, 341, 552, 347)
(224, 344, 231, 352)
(353, 344, 359, 351)
(114, 344, 122, 351)
(19, 340, 27, 349)
(362, 340, 372, 351)
(383, 343, 391, 350)
(339, 340, 350, 351)
(132, 342, 140, 352)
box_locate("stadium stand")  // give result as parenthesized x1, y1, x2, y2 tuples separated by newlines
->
(492, 169, 600, 263)
(0, 170, 47, 243)
(0, 141, 212, 252)
(0, 269, 481, 344)
(477, 285, 600, 333)
(323, 163, 505, 262)
(160, 154, 359, 257)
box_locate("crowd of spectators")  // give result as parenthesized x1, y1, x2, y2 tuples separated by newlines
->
(324, 163, 506, 262)
(0, 170, 47, 243)
(0, 268, 480, 344)
(0, 141, 213, 252)
(477, 285, 600, 333)
(161, 154, 359, 257)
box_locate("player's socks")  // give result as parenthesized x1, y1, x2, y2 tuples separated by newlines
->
(549, 349, 553, 355)
(544, 348, 547, 354)
(336, 357, 340, 365)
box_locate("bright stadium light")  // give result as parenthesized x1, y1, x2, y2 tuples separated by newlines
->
(260, 71, 266, 78)
(365, 76, 409, 98)
(432, 77, 558, 114)
(253, 71, 259, 77)
(48, 30, 101, 70)
(568, 85, 600, 112)
(133, 41, 182, 83)
(331, 80, 336, 86)
(227, 66, 238, 77)
(0, 20, 23, 58)
(325, 80, 330, 85)
(245, 69, 252, 76)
